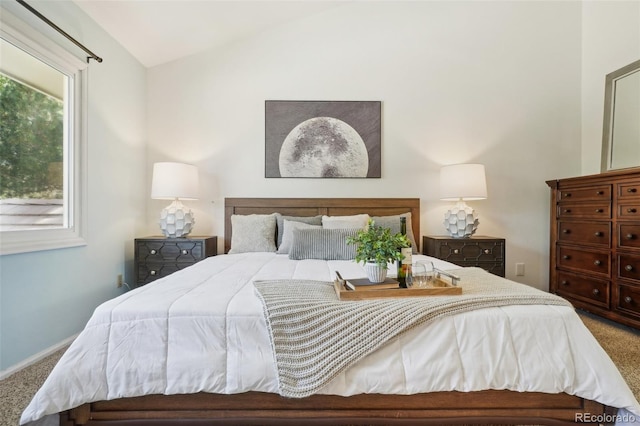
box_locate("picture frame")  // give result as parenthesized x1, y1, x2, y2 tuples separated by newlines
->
(265, 100, 381, 178)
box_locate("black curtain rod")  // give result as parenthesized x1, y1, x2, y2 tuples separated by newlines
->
(16, 0, 103, 63)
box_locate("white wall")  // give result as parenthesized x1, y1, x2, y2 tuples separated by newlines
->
(581, 1, 640, 175)
(0, 1, 147, 372)
(147, 1, 583, 290)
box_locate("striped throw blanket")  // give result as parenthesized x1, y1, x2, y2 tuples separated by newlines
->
(253, 267, 572, 398)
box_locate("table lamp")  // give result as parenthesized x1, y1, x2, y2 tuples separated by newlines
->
(439, 163, 487, 238)
(151, 162, 199, 238)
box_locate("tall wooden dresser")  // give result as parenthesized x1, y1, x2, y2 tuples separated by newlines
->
(547, 168, 640, 329)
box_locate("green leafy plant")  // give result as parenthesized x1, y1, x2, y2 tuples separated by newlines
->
(346, 219, 411, 269)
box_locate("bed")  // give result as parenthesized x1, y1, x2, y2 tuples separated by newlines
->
(21, 198, 640, 426)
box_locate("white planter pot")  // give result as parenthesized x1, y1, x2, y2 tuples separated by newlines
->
(365, 262, 387, 283)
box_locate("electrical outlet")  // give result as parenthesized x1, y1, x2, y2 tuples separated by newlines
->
(117, 274, 123, 288)
(515, 263, 525, 276)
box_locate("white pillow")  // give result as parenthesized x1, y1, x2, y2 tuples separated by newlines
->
(277, 219, 322, 254)
(229, 214, 277, 253)
(322, 214, 369, 229)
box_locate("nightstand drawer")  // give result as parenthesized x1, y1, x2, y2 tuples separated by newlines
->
(134, 236, 217, 286)
(423, 236, 505, 277)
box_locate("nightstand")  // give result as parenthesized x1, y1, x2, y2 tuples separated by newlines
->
(423, 235, 505, 277)
(134, 236, 217, 286)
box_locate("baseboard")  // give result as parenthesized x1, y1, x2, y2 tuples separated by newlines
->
(0, 333, 78, 381)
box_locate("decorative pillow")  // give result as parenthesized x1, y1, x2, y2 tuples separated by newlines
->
(288, 228, 359, 260)
(371, 212, 418, 254)
(321, 214, 369, 230)
(277, 219, 322, 254)
(275, 213, 322, 247)
(228, 214, 277, 254)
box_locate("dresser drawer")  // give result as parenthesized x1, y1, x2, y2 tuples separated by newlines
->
(558, 203, 611, 219)
(617, 203, 640, 219)
(557, 246, 610, 277)
(556, 271, 609, 308)
(615, 284, 640, 319)
(617, 181, 640, 200)
(617, 224, 640, 250)
(557, 221, 610, 247)
(617, 254, 640, 282)
(558, 185, 611, 202)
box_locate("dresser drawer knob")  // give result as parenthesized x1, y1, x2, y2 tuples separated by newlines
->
(562, 229, 570, 234)
(627, 208, 637, 213)
(150, 249, 157, 255)
(560, 280, 569, 286)
(627, 188, 637, 193)
(563, 209, 571, 213)
(182, 249, 189, 255)
(625, 296, 633, 304)
(592, 289, 600, 296)
(625, 265, 634, 272)
(594, 231, 602, 237)
(595, 209, 603, 213)
(453, 249, 459, 254)
(563, 255, 570, 260)
(563, 192, 571, 198)
(594, 260, 602, 266)
(626, 233, 635, 240)
(150, 270, 157, 276)
(596, 190, 604, 195)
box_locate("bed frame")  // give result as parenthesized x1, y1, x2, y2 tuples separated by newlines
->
(60, 198, 615, 425)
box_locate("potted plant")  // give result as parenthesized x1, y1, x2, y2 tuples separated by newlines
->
(346, 219, 411, 283)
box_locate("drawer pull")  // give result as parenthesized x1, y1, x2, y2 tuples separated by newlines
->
(595, 209, 603, 213)
(563, 209, 571, 213)
(562, 229, 570, 234)
(563, 192, 571, 198)
(594, 231, 602, 237)
(560, 280, 569, 286)
(150, 270, 157, 276)
(483, 249, 491, 254)
(150, 249, 157, 255)
(627, 187, 637, 193)
(625, 265, 634, 272)
(592, 289, 600, 296)
(453, 249, 459, 254)
(182, 249, 189, 255)
(627, 208, 637, 213)
(626, 233, 635, 240)
(594, 260, 602, 266)
(625, 296, 633, 304)
(596, 190, 603, 195)
(563, 255, 570, 260)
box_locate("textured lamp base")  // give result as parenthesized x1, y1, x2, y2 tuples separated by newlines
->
(159, 200, 195, 238)
(443, 201, 479, 238)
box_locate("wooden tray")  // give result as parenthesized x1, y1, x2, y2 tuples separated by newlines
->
(334, 277, 462, 300)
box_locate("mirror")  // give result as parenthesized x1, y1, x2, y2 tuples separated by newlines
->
(601, 59, 640, 172)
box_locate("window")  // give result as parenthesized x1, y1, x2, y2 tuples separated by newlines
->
(0, 10, 87, 255)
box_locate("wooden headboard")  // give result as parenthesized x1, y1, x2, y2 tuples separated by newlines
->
(224, 198, 420, 253)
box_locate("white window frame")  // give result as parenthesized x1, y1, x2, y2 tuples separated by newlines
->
(0, 9, 88, 255)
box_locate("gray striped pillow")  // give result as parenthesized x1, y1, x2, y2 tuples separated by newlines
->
(288, 228, 359, 260)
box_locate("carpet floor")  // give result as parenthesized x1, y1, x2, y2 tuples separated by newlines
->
(1, 309, 638, 426)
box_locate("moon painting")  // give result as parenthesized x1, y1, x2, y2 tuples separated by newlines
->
(265, 101, 381, 178)
(279, 117, 368, 177)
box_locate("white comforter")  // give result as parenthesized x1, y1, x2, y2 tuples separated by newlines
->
(22, 253, 640, 425)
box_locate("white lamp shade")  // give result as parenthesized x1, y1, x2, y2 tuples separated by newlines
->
(440, 163, 488, 201)
(151, 162, 199, 200)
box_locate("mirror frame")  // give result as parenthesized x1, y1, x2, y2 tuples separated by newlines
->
(601, 58, 640, 172)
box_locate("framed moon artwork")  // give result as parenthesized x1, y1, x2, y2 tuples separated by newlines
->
(265, 100, 381, 178)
